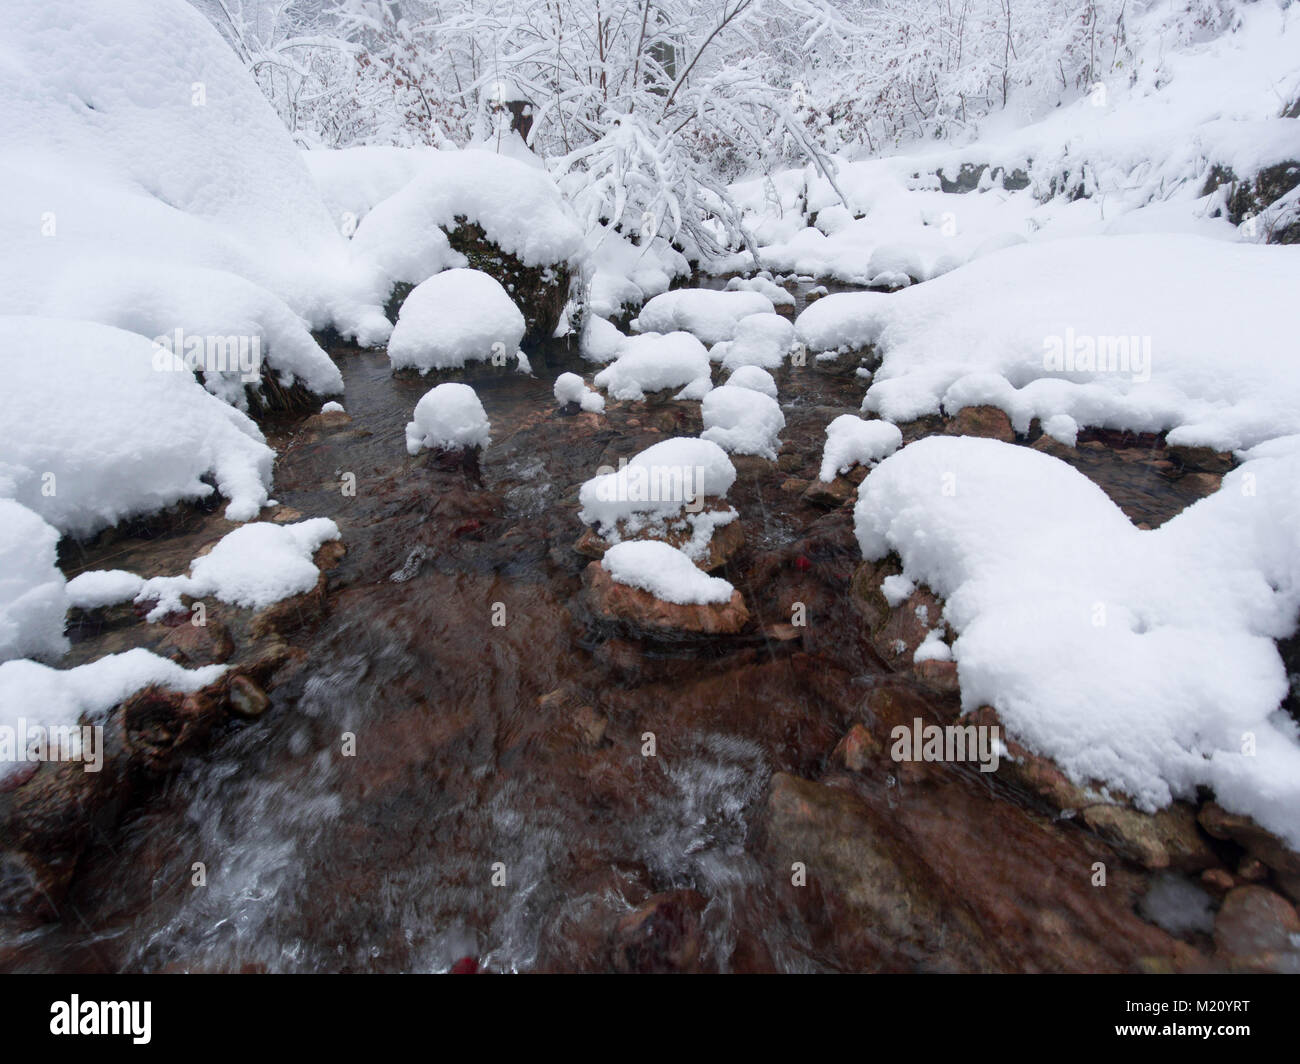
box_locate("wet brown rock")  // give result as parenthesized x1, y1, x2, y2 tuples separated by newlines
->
(250, 575, 328, 638)
(123, 684, 226, 777)
(1167, 444, 1234, 475)
(761, 623, 802, 642)
(572, 704, 607, 747)
(944, 405, 1015, 442)
(801, 476, 855, 508)
(780, 477, 810, 494)
(1081, 803, 1215, 872)
(1237, 856, 1268, 882)
(538, 689, 609, 748)
(873, 590, 943, 669)
(913, 658, 959, 693)
(764, 772, 992, 970)
(1201, 868, 1236, 896)
(227, 675, 271, 719)
(831, 723, 880, 772)
(1198, 802, 1300, 904)
(302, 409, 352, 431)
(1031, 434, 1075, 460)
(157, 619, 233, 665)
(1213, 886, 1300, 968)
(582, 562, 750, 635)
(962, 706, 1095, 813)
(730, 454, 776, 478)
(1180, 471, 1222, 497)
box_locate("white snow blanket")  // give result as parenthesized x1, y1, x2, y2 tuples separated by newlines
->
(856, 434, 1300, 848)
(797, 235, 1300, 453)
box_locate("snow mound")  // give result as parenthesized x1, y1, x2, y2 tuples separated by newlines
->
(725, 275, 795, 308)
(301, 146, 440, 232)
(0, 501, 68, 663)
(601, 540, 736, 606)
(0, 317, 274, 537)
(36, 257, 344, 408)
(577, 434, 733, 538)
(819, 415, 903, 481)
(632, 290, 776, 345)
(0, 0, 390, 343)
(855, 434, 1300, 848)
(388, 269, 526, 372)
(711, 314, 795, 372)
(593, 332, 712, 401)
(405, 383, 492, 455)
(796, 234, 1300, 452)
(554, 373, 605, 413)
(0, 649, 226, 783)
(701, 386, 786, 460)
(137, 519, 342, 621)
(580, 315, 627, 364)
(352, 148, 583, 285)
(725, 366, 778, 398)
(66, 570, 145, 611)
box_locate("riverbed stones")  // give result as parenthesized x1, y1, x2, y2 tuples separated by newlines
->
(1080, 803, 1215, 873)
(1213, 886, 1300, 969)
(1198, 802, 1300, 904)
(943, 404, 1015, 442)
(227, 674, 271, 719)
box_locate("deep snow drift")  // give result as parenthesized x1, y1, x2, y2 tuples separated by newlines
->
(796, 235, 1300, 452)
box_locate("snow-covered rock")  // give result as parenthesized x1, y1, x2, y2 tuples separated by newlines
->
(601, 540, 736, 605)
(66, 570, 145, 611)
(632, 290, 776, 345)
(854, 434, 1300, 849)
(593, 332, 712, 401)
(352, 147, 583, 284)
(136, 519, 341, 621)
(405, 383, 492, 455)
(554, 372, 605, 413)
(578, 437, 738, 565)
(0, 317, 274, 537)
(388, 269, 526, 372)
(701, 385, 786, 460)
(583, 229, 689, 320)
(580, 314, 627, 364)
(0, 501, 68, 663)
(710, 313, 795, 372)
(819, 415, 903, 482)
(0, 649, 226, 784)
(724, 366, 778, 398)
(725, 275, 795, 308)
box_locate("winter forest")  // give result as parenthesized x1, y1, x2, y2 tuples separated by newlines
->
(2, 0, 1300, 985)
